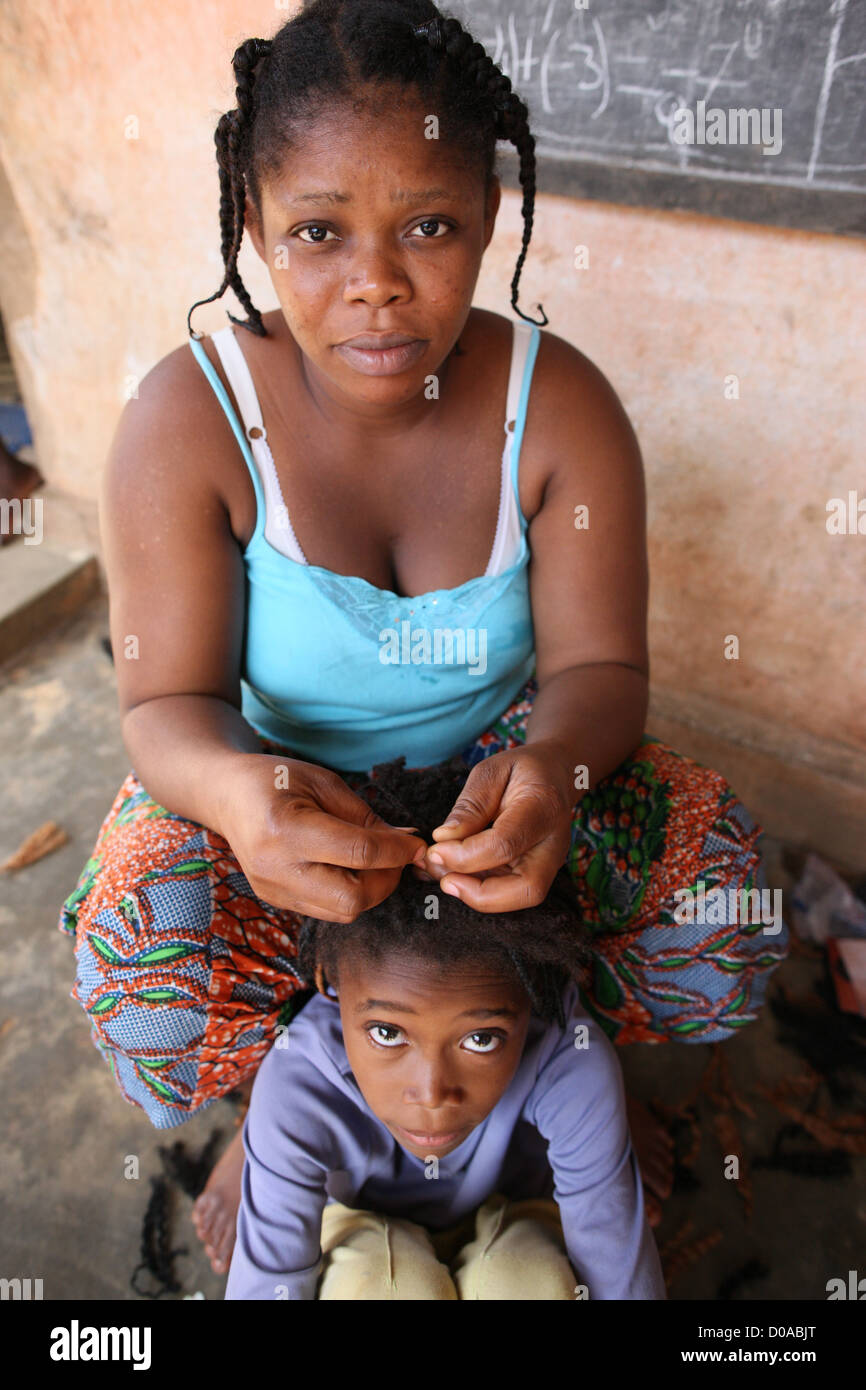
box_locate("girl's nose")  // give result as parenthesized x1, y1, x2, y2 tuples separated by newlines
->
(404, 1061, 458, 1110)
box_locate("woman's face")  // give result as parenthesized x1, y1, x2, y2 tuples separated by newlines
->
(245, 88, 501, 407)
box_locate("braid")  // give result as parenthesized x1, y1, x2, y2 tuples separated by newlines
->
(187, 38, 272, 339)
(413, 15, 547, 327)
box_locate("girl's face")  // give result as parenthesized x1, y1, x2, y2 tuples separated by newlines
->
(336, 951, 531, 1160)
(245, 88, 501, 407)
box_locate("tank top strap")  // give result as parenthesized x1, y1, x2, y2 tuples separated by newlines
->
(187, 329, 267, 544)
(506, 321, 541, 535)
(188, 326, 308, 559)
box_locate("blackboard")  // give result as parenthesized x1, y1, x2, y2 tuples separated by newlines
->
(447, 0, 866, 235)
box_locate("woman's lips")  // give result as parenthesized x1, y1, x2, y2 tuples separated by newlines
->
(334, 339, 427, 376)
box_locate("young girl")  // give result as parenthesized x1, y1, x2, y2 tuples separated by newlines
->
(226, 755, 666, 1301)
(58, 0, 787, 1277)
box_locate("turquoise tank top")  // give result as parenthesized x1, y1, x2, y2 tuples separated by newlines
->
(188, 318, 540, 772)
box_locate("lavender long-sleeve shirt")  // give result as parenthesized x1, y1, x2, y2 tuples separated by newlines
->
(225, 980, 666, 1300)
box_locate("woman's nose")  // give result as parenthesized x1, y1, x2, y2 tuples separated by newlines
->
(343, 247, 410, 305)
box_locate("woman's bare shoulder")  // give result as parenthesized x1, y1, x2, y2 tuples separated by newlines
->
(524, 322, 643, 496)
(103, 333, 245, 519)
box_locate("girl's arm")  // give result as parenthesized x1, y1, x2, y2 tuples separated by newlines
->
(527, 996, 666, 1301)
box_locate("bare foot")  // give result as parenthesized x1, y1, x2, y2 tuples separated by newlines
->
(626, 1093, 674, 1229)
(191, 1079, 254, 1275)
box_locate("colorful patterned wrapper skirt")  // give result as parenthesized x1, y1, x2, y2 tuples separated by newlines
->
(58, 675, 788, 1128)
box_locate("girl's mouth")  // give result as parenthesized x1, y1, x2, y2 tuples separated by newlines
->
(396, 1124, 465, 1150)
(334, 339, 427, 376)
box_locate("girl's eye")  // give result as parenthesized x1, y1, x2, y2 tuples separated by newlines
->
(368, 1024, 405, 1048)
(462, 1031, 504, 1054)
(295, 225, 337, 244)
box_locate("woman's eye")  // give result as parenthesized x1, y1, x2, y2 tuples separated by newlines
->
(462, 1031, 503, 1054)
(410, 218, 450, 238)
(296, 225, 336, 244)
(368, 1024, 405, 1048)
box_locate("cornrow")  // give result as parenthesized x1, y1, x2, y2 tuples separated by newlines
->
(293, 754, 591, 1029)
(187, 0, 547, 339)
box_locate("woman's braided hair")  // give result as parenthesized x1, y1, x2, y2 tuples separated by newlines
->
(294, 755, 592, 1029)
(187, 0, 547, 338)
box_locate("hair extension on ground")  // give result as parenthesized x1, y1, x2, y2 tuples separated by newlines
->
(187, 0, 547, 337)
(752, 1122, 853, 1179)
(716, 1257, 771, 1301)
(157, 1130, 224, 1200)
(131, 1130, 225, 1297)
(130, 1176, 187, 1299)
(768, 972, 866, 1108)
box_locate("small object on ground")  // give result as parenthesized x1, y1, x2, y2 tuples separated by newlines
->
(157, 1131, 224, 1200)
(717, 1257, 771, 1300)
(752, 1121, 852, 1178)
(1, 820, 69, 873)
(658, 1219, 724, 1290)
(131, 1177, 188, 1299)
(789, 852, 866, 943)
(827, 937, 866, 1018)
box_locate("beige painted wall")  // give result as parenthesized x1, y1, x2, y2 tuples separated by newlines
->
(1, 1, 864, 854)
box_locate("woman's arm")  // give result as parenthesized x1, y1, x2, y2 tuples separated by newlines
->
(100, 344, 425, 917)
(421, 333, 650, 909)
(523, 330, 649, 782)
(101, 343, 257, 835)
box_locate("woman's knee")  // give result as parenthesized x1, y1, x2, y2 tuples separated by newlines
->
(570, 741, 789, 1042)
(61, 780, 302, 1126)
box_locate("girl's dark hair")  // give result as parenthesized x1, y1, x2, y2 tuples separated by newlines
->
(295, 755, 591, 1028)
(187, 0, 547, 338)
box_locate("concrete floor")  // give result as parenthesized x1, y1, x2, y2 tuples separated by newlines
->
(1, 597, 864, 1301)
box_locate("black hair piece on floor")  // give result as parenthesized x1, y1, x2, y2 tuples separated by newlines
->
(130, 1176, 188, 1299)
(157, 1130, 224, 1200)
(295, 753, 592, 1028)
(716, 1257, 771, 1301)
(752, 1121, 853, 1180)
(768, 972, 866, 1108)
(131, 1130, 226, 1297)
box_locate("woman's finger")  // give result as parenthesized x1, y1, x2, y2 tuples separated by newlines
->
(426, 789, 557, 875)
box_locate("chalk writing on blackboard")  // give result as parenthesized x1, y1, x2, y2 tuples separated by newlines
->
(456, 0, 865, 194)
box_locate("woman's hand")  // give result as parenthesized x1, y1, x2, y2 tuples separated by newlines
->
(222, 753, 427, 922)
(414, 739, 579, 912)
